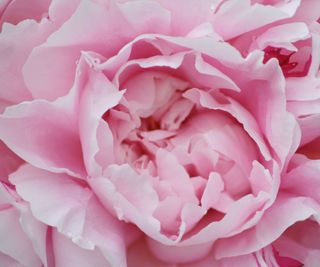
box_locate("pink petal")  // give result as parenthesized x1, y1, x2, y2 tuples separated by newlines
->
(183, 88, 270, 162)
(105, 164, 159, 217)
(212, 0, 300, 40)
(286, 76, 320, 101)
(201, 172, 224, 210)
(23, 0, 170, 100)
(297, 114, 320, 146)
(0, 252, 24, 267)
(274, 220, 320, 265)
(252, 22, 310, 51)
(0, 20, 45, 104)
(147, 238, 213, 265)
(79, 68, 124, 176)
(128, 239, 174, 267)
(0, 141, 23, 182)
(0, 184, 42, 267)
(214, 193, 318, 259)
(0, 98, 86, 178)
(52, 229, 111, 267)
(248, 161, 274, 196)
(156, 149, 198, 204)
(282, 160, 320, 202)
(156, 0, 214, 36)
(0, 0, 51, 26)
(10, 164, 128, 267)
(10, 165, 91, 242)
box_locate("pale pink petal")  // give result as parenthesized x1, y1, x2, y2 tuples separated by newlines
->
(180, 203, 207, 233)
(18, 207, 48, 267)
(0, 20, 46, 104)
(80, 192, 132, 267)
(156, 149, 198, 204)
(79, 68, 124, 176)
(183, 88, 270, 162)
(282, 159, 320, 202)
(290, 0, 320, 25)
(252, 22, 310, 51)
(180, 192, 269, 246)
(52, 229, 111, 267)
(47, 0, 80, 23)
(274, 220, 320, 265)
(89, 175, 169, 245)
(296, 114, 320, 146)
(23, 0, 170, 100)
(10, 165, 91, 243)
(10, 164, 128, 267)
(0, 252, 24, 267)
(153, 196, 183, 234)
(223, 55, 300, 168)
(0, 99, 86, 178)
(214, 193, 318, 259)
(286, 77, 320, 101)
(156, 0, 214, 36)
(288, 99, 320, 117)
(248, 161, 274, 196)
(212, 0, 300, 40)
(0, 184, 42, 267)
(201, 172, 224, 210)
(104, 164, 159, 216)
(308, 31, 320, 76)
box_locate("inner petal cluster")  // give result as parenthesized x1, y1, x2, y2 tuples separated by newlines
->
(103, 66, 259, 236)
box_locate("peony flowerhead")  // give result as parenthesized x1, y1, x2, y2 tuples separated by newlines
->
(0, 1, 320, 266)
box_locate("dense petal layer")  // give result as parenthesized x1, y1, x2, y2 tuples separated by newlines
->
(212, 0, 300, 40)
(214, 193, 319, 259)
(10, 164, 128, 267)
(0, 183, 45, 267)
(79, 67, 124, 176)
(52, 229, 111, 267)
(23, 0, 171, 100)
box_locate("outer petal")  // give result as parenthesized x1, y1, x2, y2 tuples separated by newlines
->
(251, 22, 310, 51)
(155, 0, 214, 36)
(274, 220, 320, 266)
(10, 164, 128, 267)
(9, 165, 92, 244)
(0, 0, 82, 109)
(212, 0, 300, 40)
(214, 193, 319, 259)
(0, 99, 86, 177)
(0, 20, 44, 105)
(127, 239, 174, 267)
(0, 184, 44, 267)
(23, 0, 171, 100)
(0, 141, 23, 182)
(0, 0, 51, 26)
(52, 229, 111, 267)
(281, 159, 320, 202)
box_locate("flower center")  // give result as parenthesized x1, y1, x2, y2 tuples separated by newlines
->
(263, 46, 311, 77)
(141, 116, 161, 131)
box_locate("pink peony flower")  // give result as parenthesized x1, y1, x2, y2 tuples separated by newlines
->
(0, 0, 319, 266)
